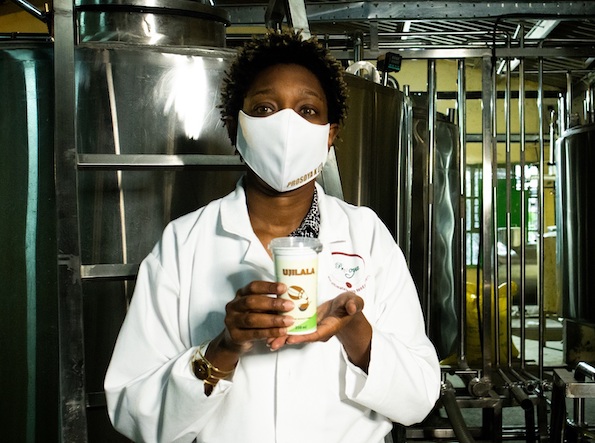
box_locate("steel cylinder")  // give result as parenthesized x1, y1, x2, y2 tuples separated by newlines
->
(555, 123, 595, 323)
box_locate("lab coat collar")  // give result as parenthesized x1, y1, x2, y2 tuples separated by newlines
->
(315, 182, 350, 245)
(219, 180, 272, 272)
(219, 180, 350, 269)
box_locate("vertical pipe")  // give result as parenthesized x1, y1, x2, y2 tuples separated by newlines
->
(457, 59, 468, 366)
(558, 94, 566, 135)
(566, 72, 572, 129)
(574, 398, 585, 428)
(537, 57, 545, 382)
(505, 55, 513, 367)
(587, 82, 594, 124)
(354, 31, 363, 63)
(24, 61, 39, 443)
(549, 108, 556, 169)
(426, 60, 437, 336)
(481, 55, 495, 378)
(104, 54, 128, 267)
(492, 53, 501, 369)
(400, 85, 414, 264)
(54, 0, 89, 441)
(518, 38, 527, 369)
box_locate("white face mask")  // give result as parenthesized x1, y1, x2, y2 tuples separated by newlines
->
(236, 109, 330, 192)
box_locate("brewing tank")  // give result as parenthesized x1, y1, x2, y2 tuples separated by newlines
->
(72, 3, 240, 440)
(555, 123, 595, 324)
(408, 104, 461, 360)
(3, 1, 238, 440)
(0, 37, 58, 442)
(334, 84, 461, 359)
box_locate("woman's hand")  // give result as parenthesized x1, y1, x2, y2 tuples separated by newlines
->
(222, 281, 295, 353)
(286, 292, 364, 343)
(267, 292, 372, 371)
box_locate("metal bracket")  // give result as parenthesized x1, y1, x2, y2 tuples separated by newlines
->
(265, 0, 311, 38)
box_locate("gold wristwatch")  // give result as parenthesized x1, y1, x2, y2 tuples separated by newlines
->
(191, 342, 234, 386)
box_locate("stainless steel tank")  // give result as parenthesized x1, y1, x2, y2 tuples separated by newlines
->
(555, 123, 595, 324)
(0, 37, 58, 442)
(408, 100, 461, 360)
(335, 84, 461, 359)
(72, 2, 237, 440)
(334, 74, 403, 237)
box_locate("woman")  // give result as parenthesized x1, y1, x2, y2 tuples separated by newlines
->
(105, 30, 440, 443)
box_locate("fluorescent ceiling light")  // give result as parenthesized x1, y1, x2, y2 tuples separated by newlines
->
(401, 21, 411, 40)
(525, 19, 560, 40)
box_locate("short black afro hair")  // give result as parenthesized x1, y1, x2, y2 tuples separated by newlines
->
(220, 30, 348, 126)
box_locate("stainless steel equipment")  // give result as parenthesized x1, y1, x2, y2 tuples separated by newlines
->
(71, 2, 239, 440)
(408, 100, 461, 360)
(334, 81, 461, 360)
(0, 37, 58, 442)
(335, 73, 403, 237)
(555, 123, 595, 327)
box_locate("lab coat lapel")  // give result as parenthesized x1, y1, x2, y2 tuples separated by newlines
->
(219, 182, 274, 276)
(317, 184, 351, 304)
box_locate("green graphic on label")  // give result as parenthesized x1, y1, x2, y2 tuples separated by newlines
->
(289, 314, 317, 333)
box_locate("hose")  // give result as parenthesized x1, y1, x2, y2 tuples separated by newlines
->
(441, 383, 476, 443)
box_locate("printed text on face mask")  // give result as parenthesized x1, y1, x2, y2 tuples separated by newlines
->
(286, 163, 323, 189)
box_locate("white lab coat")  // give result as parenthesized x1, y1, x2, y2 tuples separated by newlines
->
(104, 181, 440, 443)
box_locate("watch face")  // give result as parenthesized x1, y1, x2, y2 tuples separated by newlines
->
(193, 359, 211, 380)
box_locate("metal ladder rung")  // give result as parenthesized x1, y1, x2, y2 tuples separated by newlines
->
(81, 263, 139, 280)
(77, 153, 245, 170)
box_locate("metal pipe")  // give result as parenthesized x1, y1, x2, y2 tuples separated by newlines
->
(457, 59, 468, 366)
(498, 369, 534, 411)
(505, 55, 513, 368)
(481, 55, 495, 378)
(566, 71, 572, 129)
(492, 52, 500, 369)
(498, 368, 536, 442)
(441, 382, 477, 443)
(518, 27, 527, 368)
(426, 59, 437, 336)
(549, 108, 557, 168)
(587, 82, 595, 124)
(10, 0, 49, 22)
(537, 57, 545, 382)
(402, 85, 413, 264)
(353, 31, 364, 62)
(575, 361, 595, 381)
(54, 0, 89, 439)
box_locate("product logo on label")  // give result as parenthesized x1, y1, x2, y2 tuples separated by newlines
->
(329, 251, 368, 293)
(287, 285, 310, 311)
(283, 268, 315, 276)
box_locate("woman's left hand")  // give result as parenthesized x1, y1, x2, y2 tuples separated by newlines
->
(267, 292, 364, 350)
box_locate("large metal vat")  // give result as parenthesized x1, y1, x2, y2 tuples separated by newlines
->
(334, 84, 461, 360)
(334, 74, 403, 237)
(3, 1, 235, 441)
(555, 123, 595, 324)
(0, 38, 58, 442)
(70, 2, 237, 440)
(408, 101, 461, 360)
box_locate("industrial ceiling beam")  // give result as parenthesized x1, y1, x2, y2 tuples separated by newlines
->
(225, 1, 595, 25)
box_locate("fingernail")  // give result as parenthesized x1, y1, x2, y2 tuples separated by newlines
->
(283, 301, 294, 310)
(283, 317, 295, 326)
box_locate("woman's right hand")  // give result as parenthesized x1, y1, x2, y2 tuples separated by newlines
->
(222, 281, 295, 353)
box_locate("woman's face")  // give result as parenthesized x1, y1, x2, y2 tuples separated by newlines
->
(242, 63, 339, 146)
